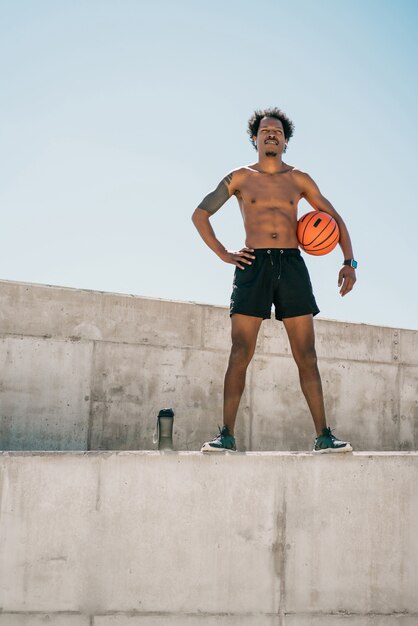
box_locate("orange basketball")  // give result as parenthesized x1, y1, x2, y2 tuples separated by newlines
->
(297, 211, 340, 256)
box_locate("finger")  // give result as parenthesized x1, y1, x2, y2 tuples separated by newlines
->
(340, 279, 353, 296)
(232, 255, 246, 268)
(238, 251, 256, 259)
(340, 278, 349, 294)
(236, 254, 253, 264)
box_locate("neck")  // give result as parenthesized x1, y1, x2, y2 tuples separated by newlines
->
(257, 153, 285, 173)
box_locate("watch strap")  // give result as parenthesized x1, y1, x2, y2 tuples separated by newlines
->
(343, 259, 358, 268)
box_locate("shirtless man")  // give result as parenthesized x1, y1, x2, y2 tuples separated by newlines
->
(192, 107, 357, 454)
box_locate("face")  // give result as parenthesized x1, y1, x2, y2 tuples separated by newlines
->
(253, 117, 288, 156)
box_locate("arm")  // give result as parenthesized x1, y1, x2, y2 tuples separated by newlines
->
(299, 172, 356, 296)
(191, 171, 254, 269)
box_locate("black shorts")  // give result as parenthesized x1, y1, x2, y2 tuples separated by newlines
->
(229, 248, 320, 321)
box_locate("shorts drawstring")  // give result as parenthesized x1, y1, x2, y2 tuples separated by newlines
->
(278, 249, 283, 280)
(267, 248, 284, 278)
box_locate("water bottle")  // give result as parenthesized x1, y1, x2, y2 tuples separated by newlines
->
(153, 408, 174, 450)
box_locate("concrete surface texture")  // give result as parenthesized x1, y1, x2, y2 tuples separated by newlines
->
(0, 279, 417, 452)
(1, 451, 418, 625)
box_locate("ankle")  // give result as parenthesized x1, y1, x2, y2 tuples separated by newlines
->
(316, 426, 328, 436)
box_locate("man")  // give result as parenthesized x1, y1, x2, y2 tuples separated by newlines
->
(191, 107, 357, 454)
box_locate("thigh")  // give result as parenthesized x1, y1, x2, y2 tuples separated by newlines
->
(230, 313, 263, 351)
(282, 314, 316, 359)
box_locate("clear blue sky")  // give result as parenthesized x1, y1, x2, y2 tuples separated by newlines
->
(1, 0, 417, 329)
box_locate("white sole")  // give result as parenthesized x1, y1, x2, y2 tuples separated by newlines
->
(200, 443, 236, 453)
(313, 444, 353, 454)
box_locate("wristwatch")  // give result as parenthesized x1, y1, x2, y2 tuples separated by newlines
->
(343, 259, 358, 269)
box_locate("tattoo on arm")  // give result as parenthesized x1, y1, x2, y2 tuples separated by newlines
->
(198, 173, 233, 215)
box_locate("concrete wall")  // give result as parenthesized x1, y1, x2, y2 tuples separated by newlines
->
(1, 451, 418, 625)
(0, 279, 417, 452)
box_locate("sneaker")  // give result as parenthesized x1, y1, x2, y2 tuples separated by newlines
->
(313, 426, 353, 453)
(201, 425, 237, 453)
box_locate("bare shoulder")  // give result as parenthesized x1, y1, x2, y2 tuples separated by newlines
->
(291, 167, 312, 182)
(290, 168, 319, 192)
(226, 166, 251, 193)
(230, 165, 250, 181)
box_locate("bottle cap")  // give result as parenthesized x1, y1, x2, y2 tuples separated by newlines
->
(158, 408, 174, 418)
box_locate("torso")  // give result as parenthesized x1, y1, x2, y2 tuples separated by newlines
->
(233, 164, 304, 248)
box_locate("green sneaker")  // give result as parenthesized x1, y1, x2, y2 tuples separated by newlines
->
(313, 426, 353, 453)
(201, 425, 237, 453)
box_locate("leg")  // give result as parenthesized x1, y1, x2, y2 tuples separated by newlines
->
(282, 314, 327, 435)
(223, 313, 263, 434)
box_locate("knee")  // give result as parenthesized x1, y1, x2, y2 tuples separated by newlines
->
(230, 338, 255, 368)
(293, 345, 318, 370)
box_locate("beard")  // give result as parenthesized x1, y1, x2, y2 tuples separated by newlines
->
(265, 150, 278, 157)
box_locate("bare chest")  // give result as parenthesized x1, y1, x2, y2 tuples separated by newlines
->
(235, 172, 301, 212)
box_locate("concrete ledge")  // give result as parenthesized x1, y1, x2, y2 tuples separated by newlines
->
(1, 279, 417, 453)
(1, 614, 418, 626)
(1, 452, 417, 623)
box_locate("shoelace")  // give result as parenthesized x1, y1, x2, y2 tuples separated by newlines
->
(216, 424, 225, 440)
(319, 427, 337, 441)
(214, 424, 231, 441)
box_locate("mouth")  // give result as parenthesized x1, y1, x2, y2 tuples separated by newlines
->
(265, 139, 279, 145)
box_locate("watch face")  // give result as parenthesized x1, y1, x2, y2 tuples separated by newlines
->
(352, 260, 358, 269)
